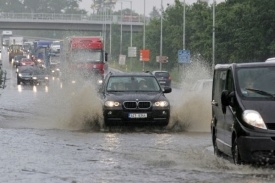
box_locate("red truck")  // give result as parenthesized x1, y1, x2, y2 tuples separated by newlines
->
(61, 36, 108, 85)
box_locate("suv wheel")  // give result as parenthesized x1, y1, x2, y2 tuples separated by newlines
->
(232, 137, 242, 165)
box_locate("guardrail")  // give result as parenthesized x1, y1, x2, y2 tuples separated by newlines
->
(0, 12, 147, 24)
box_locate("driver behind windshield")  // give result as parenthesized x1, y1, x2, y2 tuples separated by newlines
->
(241, 77, 254, 95)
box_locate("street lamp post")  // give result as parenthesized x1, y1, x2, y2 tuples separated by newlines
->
(120, 2, 123, 55)
(212, 0, 215, 71)
(130, 1, 133, 70)
(143, 0, 146, 71)
(183, 0, 185, 50)
(160, 0, 163, 71)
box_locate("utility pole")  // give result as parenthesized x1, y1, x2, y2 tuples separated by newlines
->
(160, 0, 163, 71)
(142, 0, 146, 71)
(212, 0, 215, 71)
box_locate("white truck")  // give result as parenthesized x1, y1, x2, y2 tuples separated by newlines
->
(1, 30, 13, 47)
(9, 36, 24, 46)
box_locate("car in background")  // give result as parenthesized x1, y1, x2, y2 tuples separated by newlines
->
(13, 55, 27, 68)
(17, 65, 49, 85)
(152, 71, 171, 87)
(265, 57, 275, 62)
(101, 72, 172, 126)
(191, 79, 213, 92)
(19, 58, 35, 67)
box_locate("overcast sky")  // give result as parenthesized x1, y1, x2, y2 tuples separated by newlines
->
(79, 0, 225, 15)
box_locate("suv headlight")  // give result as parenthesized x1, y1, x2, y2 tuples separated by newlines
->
(242, 110, 267, 129)
(154, 101, 169, 107)
(105, 101, 120, 107)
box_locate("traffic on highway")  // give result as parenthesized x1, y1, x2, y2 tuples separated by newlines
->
(1, 0, 275, 182)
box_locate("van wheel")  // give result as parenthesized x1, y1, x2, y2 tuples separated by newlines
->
(233, 138, 242, 165)
(213, 132, 222, 157)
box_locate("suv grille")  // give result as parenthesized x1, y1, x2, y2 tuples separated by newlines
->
(138, 102, 151, 109)
(123, 101, 151, 109)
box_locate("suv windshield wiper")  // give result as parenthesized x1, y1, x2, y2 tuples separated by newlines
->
(245, 88, 275, 98)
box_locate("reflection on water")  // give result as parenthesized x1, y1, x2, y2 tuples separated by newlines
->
(45, 86, 48, 92)
(33, 85, 37, 93)
(17, 85, 22, 92)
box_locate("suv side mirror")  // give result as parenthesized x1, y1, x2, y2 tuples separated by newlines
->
(163, 86, 172, 93)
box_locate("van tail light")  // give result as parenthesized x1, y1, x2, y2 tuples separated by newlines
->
(168, 76, 171, 80)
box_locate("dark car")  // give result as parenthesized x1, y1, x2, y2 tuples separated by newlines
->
(100, 72, 172, 126)
(13, 55, 27, 67)
(17, 65, 49, 85)
(152, 71, 171, 87)
(211, 62, 275, 165)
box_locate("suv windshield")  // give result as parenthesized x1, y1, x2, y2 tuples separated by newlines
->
(237, 66, 275, 98)
(107, 76, 161, 92)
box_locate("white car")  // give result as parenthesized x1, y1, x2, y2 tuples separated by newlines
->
(191, 79, 213, 92)
(265, 57, 275, 62)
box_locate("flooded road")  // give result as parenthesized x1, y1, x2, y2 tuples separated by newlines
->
(0, 48, 275, 183)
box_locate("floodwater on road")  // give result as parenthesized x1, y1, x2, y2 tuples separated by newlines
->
(1, 48, 275, 183)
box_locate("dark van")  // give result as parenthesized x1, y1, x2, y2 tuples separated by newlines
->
(211, 62, 275, 164)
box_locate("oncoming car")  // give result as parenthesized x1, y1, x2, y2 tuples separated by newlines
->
(17, 65, 49, 85)
(13, 55, 27, 68)
(100, 72, 172, 126)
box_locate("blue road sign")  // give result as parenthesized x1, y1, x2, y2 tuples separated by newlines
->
(178, 50, 190, 64)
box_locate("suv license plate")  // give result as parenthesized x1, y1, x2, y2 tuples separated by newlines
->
(128, 113, 147, 118)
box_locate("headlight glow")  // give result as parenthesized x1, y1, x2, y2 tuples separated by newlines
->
(32, 77, 37, 79)
(154, 101, 168, 107)
(18, 73, 22, 77)
(98, 80, 103, 84)
(105, 101, 120, 107)
(45, 77, 49, 80)
(242, 110, 267, 129)
(37, 59, 42, 62)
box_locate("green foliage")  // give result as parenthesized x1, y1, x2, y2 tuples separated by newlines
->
(3, 0, 275, 69)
